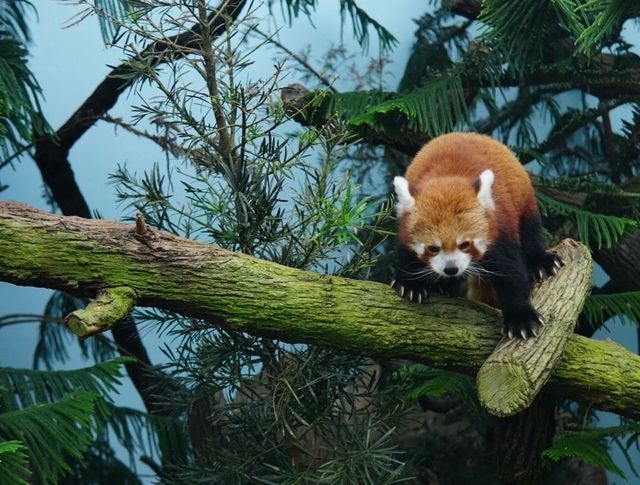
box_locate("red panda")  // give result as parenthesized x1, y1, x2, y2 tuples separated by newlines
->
(391, 132, 563, 339)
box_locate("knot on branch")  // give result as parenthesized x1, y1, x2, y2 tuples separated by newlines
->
(65, 286, 137, 338)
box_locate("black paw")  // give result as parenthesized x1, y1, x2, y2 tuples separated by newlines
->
(502, 304, 544, 340)
(390, 276, 429, 303)
(530, 251, 564, 281)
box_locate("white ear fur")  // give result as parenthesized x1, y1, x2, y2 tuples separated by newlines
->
(476, 169, 495, 211)
(393, 176, 415, 216)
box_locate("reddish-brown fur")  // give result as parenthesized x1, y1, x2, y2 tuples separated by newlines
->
(398, 132, 537, 262)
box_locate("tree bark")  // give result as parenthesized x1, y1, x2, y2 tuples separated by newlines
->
(1, 200, 639, 421)
(477, 239, 592, 417)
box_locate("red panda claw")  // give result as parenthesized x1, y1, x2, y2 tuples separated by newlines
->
(399, 285, 405, 297)
(553, 259, 562, 269)
(417, 293, 422, 304)
(538, 269, 545, 280)
(532, 328, 539, 337)
(538, 316, 545, 326)
(500, 327, 505, 336)
(507, 330, 514, 339)
(408, 290, 414, 301)
(520, 329, 528, 340)
(390, 279, 396, 288)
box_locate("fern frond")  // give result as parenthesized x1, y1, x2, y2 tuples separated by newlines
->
(350, 73, 468, 137)
(575, 0, 637, 55)
(0, 0, 34, 43)
(0, 391, 99, 485)
(312, 90, 391, 121)
(272, 0, 396, 51)
(0, 33, 42, 159)
(394, 364, 485, 417)
(0, 440, 30, 485)
(68, 0, 136, 44)
(0, 357, 132, 422)
(107, 404, 189, 464)
(583, 291, 640, 328)
(479, 0, 581, 66)
(542, 425, 640, 479)
(338, 0, 397, 52)
(536, 191, 637, 249)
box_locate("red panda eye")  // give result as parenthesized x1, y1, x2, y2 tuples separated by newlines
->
(459, 241, 470, 250)
(427, 245, 440, 254)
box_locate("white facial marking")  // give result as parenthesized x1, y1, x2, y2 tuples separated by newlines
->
(411, 242, 425, 258)
(430, 250, 471, 277)
(477, 169, 495, 211)
(474, 237, 488, 254)
(393, 176, 415, 216)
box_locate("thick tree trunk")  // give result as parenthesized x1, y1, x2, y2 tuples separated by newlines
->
(1, 201, 639, 421)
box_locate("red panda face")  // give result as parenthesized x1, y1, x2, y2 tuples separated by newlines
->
(394, 174, 493, 278)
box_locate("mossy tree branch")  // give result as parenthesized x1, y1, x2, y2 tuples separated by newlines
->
(1, 201, 639, 420)
(477, 240, 592, 417)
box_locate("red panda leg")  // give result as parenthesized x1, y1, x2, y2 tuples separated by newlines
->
(482, 235, 543, 339)
(392, 244, 463, 302)
(519, 211, 564, 280)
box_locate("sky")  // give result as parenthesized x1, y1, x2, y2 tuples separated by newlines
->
(1, 1, 639, 482)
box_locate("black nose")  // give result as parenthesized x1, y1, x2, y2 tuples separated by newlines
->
(444, 265, 458, 276)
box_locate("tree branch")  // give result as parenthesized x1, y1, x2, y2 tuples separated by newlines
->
(1, 201, 640, 420)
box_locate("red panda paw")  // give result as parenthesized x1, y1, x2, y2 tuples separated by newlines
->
(502, 305, 543, 340)
(531, 251, 564, 281)
(390, 278, 429, 304)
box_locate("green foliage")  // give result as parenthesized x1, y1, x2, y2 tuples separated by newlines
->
(0, 359, 139, 484)
(0, 0, 42, 163)
(0, 390, 99, 485)
(574, 0, 637, 55)
(93, 0, 135, 42)
(0, 440, 30, 485)
(394, 364, 486, 420)
(0, 357, 132, 417)
(536, 191, 637, 249)
(274, 0, 397, 52)
(583, 291, 640, 328)
(337, 0, 397, 52)
(106, 404, 189, 466)
(355, 74, 467, 135)
(314, 424, 410, 484)
(542, 425, 640, 479)
(479, 0, 576, 66)
(307, 69, 468, 141)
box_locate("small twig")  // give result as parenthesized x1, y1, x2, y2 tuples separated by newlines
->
(100, 115, 181, 155)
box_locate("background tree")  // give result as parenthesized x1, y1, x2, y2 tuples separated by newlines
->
(2, 0, 640, 483)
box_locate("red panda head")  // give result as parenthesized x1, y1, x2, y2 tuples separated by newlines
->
(394, 170, 495, 278)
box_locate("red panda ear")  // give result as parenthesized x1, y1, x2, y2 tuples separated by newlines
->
(393, 176, 416, 216)
(473, 169, 495, 210)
